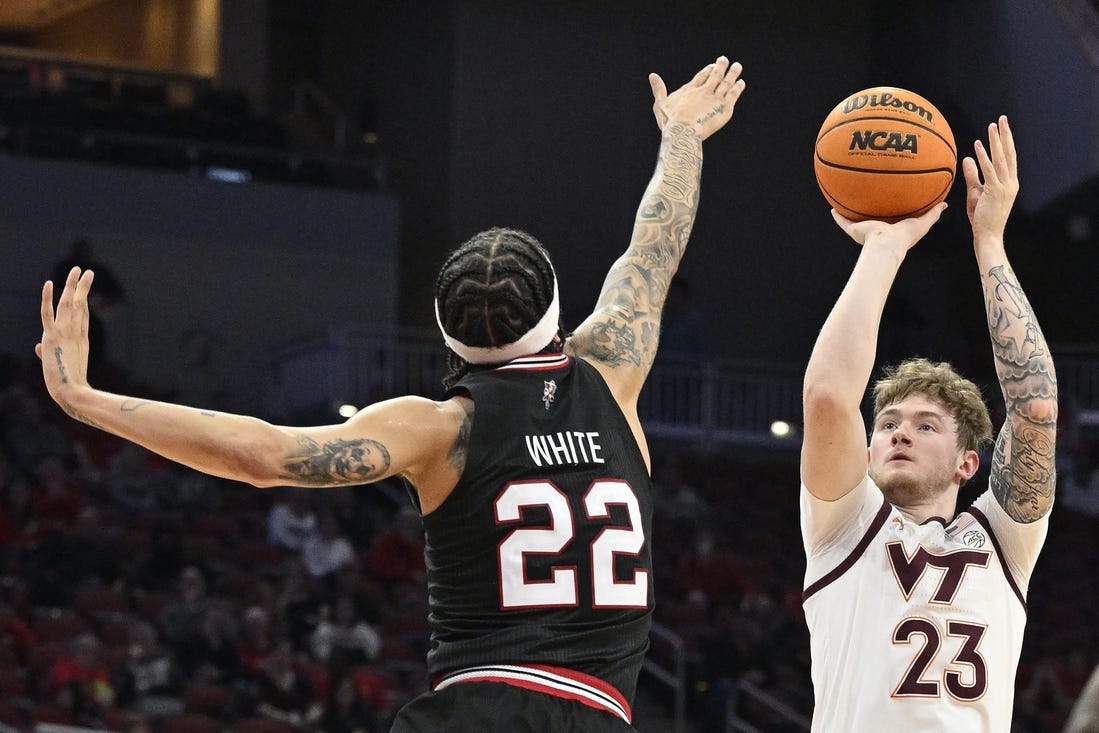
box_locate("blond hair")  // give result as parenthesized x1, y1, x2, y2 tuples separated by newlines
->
(872, 358, 994, 453)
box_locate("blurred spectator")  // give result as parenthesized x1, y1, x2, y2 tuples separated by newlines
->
(268, 488, 317, 551)
(0, 601, 35, 665)
(113, 621, 184, 718)
(320, 674, 382, 733)
(1, 384, 71, 467)
(652, 457, 710, 525)
(27, 454, 84, 529)
(310, 593, 382, 675)
(365, 506, 424, 584)
(156, 566, 212, 660)
(25, 506, 119, 607)
(301, 510, 356, 580)
(0, 452, 43, 546)
(105, 443, 162, 514)
(675, 525, 752, 611)
(252, 639, 322, 728)
(181, 604, 241, 684)
(45, 632, 117, 724)
(236, 605, 273, 676)
(1021, 649, 1097, 723)
(133, 519, 186, 592)
(275, 557, 321, 649)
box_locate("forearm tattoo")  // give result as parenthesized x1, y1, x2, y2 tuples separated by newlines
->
(580, 123, 702, 369)
(281, 435, 391, 486)
(984, 263, 1058, 522)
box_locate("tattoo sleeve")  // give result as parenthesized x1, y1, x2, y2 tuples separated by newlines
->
(572, 122, 703, 371)
(984, 263, 1058, 522)
(280, 435, 392, 486)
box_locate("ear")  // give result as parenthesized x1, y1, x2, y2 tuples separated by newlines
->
(956, 449, 980, 483)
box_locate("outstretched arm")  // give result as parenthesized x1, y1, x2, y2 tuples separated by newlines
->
(37, 268, 464, 492)
(567, 56, 745, 403)
(800, 206, 947, 500)
(965, 117, 1057, 522)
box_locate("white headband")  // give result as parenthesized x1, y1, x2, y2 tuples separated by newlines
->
(435, 273, 561, 365)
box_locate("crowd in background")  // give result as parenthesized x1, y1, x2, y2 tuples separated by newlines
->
(0, 348, 1097, 732)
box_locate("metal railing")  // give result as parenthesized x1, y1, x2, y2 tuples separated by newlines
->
(269, 325, 805, 445)
(725, 678, 812, 732)
(641, 621, 689, 733)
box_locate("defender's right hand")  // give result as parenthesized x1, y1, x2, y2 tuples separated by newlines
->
(37, 266, 94, 408)
(650, 55, 745, 141)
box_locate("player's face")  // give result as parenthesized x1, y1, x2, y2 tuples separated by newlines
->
(868, 394, 970, 505)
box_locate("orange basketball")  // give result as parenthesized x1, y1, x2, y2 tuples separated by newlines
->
(814, 87, 956, 222)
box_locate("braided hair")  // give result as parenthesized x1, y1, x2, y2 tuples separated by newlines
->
(435, 227, 563, 389)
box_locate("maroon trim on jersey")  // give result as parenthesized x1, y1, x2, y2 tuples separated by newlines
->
(433, 662, 632, 723)
(494, 354, 571, 371)
(802, 496, 892, 603)
(967, 506, 1028, 614)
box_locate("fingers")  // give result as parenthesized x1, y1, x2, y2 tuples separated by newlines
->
(649, 72, 667, 104)
(49, 267, 95, 330)
(831, 209, 853, 229)
(40, 279, 55, 330)
(998, 115, 1017, 176)
(961, 155, 980, 189)
(56, 266, 81, 314)
(968, 115, 1018, 194)
(919, 201, 948, 225)
(690, 62, 715, 87)
(705, 56, 731, 92)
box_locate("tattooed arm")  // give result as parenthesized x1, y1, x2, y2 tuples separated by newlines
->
(965, 117, 1058, 523)
(37, 268, 466, 499)
(567, 56, 744, 404)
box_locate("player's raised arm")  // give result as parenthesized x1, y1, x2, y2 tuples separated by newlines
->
(800, 206, 947, 501)
(38, 267, 460, 490)
(567, 56, 744, 403)
(964, 116, 1057, 522)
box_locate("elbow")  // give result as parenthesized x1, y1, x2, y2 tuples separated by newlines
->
(803, 377, 847, 418)
(220, 428, 292, 488)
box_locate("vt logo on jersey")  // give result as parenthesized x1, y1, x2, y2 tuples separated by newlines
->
(886, 542, 991, 603)
(542, 380, 557, 410)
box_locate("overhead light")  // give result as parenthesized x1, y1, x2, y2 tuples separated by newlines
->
(204, 165, 251, 183)
(770, 420, 794, 438)
(337, 404, 359, 418)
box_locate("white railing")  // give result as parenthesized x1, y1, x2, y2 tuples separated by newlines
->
(725, 678, 812, 732)
(269, 325, 805, 444)
(641, 621, 689, 733)
(269, 327, 1099, 441)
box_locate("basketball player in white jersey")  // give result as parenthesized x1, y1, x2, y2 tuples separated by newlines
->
(800, 115, 1057, 731)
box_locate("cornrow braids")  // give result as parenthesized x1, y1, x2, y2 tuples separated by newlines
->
(436, 228, 563, 389)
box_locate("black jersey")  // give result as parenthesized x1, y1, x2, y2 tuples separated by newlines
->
(422, 352, 654, 711)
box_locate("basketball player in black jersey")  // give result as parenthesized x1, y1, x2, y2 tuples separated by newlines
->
(37, 55, 745, 731)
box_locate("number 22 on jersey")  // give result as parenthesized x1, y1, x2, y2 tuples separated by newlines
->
(495, 479, 648, 610)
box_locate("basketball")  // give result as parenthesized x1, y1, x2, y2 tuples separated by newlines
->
(814, 87, 956, 222)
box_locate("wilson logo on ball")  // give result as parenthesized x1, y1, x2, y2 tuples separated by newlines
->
(841, 91, 934, 122)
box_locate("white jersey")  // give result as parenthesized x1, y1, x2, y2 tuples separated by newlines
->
(801, 476, 1050, 732)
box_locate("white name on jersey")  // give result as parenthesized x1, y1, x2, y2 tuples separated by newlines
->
(524, 431, 605, 466)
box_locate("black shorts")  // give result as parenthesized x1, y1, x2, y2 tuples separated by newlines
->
(389, 680, 638, 733)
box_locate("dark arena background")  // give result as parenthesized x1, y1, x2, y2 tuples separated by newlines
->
(0, 1, 1097, 731)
